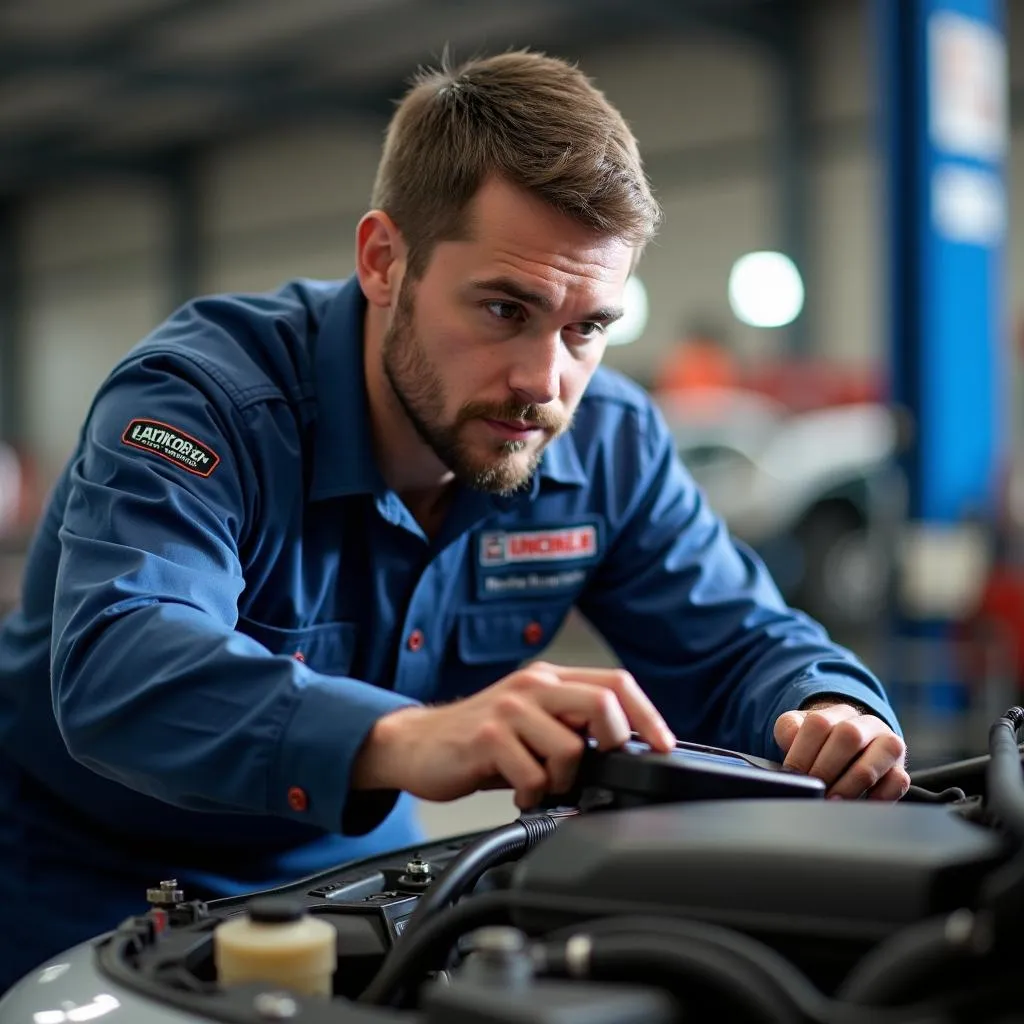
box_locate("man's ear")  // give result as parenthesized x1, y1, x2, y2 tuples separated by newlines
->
(355, 210, 407, 309)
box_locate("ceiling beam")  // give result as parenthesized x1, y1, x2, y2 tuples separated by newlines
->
(0, 0, 781, 198)
(0, 0, 240, 79)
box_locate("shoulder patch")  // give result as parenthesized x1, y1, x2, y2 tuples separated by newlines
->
(121, 418, 221, 478)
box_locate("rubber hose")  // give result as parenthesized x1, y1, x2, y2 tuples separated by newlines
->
(837, 913, 985, 1006)
(400, 815, 557, 942)
(358, 889, 514, 1006)
(545, 933, 799, 1024)
(986, 709, 1024, 843)
(542, 915, 833, 1022)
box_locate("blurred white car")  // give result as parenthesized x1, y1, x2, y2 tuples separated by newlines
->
(658, 388, 906, 635)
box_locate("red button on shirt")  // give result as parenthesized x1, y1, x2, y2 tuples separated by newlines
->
(287, 786, 308, 812)
(407, 629, 425, 652)
(523, 621, 544, 645)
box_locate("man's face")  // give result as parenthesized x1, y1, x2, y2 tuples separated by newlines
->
(381, 178, 634, 495)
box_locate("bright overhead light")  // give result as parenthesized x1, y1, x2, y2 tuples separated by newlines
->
(728, 251, 805, 328)
(605, 275, 649, 347)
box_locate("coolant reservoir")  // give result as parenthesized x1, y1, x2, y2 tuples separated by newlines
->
(214, 896, 336, 996)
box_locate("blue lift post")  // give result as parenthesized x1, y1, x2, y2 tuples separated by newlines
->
(875, 0, 1009, 751)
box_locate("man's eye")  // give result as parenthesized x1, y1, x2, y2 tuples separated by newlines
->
(572, 322, 606, 339)
(485, 301, 522, 321)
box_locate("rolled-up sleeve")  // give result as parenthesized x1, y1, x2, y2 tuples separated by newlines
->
(578, 402, 901, 761)
(52, 350, 417, 836)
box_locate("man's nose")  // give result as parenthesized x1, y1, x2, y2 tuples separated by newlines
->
(508, 333, 560, 407)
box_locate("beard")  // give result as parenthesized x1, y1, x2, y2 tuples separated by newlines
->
(381, 279, 570, 495)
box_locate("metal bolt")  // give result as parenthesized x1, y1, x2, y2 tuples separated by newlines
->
(146, 879, 184, 905)
(253, 992, 298, 1019)
(404, 858, 432, 879)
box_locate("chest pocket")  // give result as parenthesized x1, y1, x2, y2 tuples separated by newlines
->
(236, 616, 359, 677)
(457, 604, 571, 666)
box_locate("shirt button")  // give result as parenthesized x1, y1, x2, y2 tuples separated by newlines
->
(287, 786, 308, 812)
(293, 651, 305, 663)
(523, 621, 544, 646)
(407, 629, 425, 652)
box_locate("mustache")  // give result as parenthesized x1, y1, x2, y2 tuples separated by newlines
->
(458, 400, 564, 431)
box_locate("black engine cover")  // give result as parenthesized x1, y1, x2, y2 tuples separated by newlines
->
(511, 800, 1007, 948)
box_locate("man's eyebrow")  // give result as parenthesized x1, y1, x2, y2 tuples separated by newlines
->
(469, 276, 624, 323)
(584, 306, 625, 325)
(470, 277, 555, 312)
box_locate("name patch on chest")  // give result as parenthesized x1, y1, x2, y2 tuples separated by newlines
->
(474, 523, 601, 601)
(479, 525, 597, 566)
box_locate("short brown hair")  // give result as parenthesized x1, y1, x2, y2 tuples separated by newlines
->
(370, 49, 661, 276)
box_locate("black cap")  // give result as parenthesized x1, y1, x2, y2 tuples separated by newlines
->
(247, 897, 305, 925)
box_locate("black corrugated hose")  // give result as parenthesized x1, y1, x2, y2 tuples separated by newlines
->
(398, 813, 559, 943)
(984, 706, 1024, 842)
(977, 706, 1024, 916)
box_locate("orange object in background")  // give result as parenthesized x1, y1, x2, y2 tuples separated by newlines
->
(652, 337, 739, 395)
(652, 334, 883, 415)
(745, 359, 883, 412)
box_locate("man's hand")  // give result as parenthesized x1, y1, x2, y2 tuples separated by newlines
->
(773, 703, 910, 800)
(352, 661, 676, 810)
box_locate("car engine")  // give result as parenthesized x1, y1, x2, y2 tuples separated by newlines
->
(3, 718, 1023, 1024)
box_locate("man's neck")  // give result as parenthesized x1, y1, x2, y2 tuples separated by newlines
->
(400, 484, 458, 540)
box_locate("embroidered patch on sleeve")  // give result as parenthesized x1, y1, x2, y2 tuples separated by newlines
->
(121, 418, 221, 478)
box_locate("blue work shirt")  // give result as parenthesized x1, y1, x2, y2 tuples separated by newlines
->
(0, 275, 899, 988)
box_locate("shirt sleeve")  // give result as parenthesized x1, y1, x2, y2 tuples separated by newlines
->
(51, 348, 419, 836)
(577, 401, 902, 761)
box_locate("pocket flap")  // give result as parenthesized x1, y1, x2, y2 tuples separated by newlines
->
(457, 605, 569, 665)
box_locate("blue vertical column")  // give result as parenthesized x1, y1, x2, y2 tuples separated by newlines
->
(876, 0, 1008, 748)
(879, 0, 1007, 523)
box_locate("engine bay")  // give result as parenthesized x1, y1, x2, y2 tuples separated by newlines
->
(4, 722, 1024, 1024)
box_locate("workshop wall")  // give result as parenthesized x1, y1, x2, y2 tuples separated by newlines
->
(15, 0, 1022, 483)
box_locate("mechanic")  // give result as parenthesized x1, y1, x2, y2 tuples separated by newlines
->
(0, 50, 908, 990)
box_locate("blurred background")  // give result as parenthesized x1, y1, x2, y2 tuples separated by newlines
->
(0, 0, 1018, 836)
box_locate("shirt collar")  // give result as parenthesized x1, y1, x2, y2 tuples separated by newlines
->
(309, 276, 589, 502)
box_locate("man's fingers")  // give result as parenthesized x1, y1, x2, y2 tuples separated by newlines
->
(530, 681, 633, 751)
(491, 732, 550, 810)
(828, 732, 908, 800)
(495, 694, 586, 796)
(867, 763, 912, 802)
(807, 714, 892, 788)
(530, 663, 675, 751)
(782, 704, 862, 774)
(773, 710, 805, 754)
